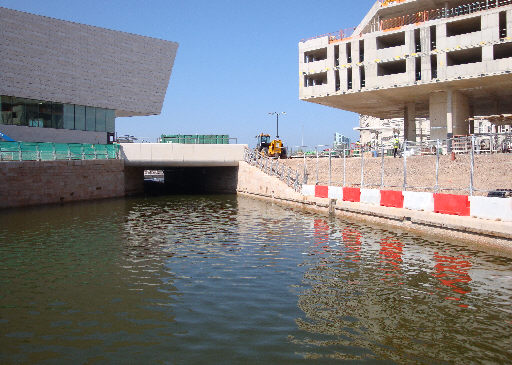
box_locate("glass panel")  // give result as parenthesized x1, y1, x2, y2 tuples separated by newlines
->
(12, 97, 27, 126)
(75, 105, 85, 131)
(39, 101, 52, 128)
(95, 108, 106, 132)
(26, 99, 42, 127)
(52, 103, 63, 129)
(105, 109, 115, 133)
(85, 106, 95, 131)
(63, 104, 74, 130)
(0, 96, 13, 125)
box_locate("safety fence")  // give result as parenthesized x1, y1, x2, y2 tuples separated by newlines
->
(287, 133, 512, 196)
(301, 0, 512, 43)
(244, 148, 303, 192)
(0, 142, 119, 162)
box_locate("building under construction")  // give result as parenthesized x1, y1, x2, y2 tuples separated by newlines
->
(299, 0, 512, 148)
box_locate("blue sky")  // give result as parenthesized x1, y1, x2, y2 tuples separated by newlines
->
(2, 0, 375, 148)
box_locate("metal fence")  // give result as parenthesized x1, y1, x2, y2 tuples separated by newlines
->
(293, 133, 512, 196)
(244, 148, 303, 192)
(0, 142, 120, 161)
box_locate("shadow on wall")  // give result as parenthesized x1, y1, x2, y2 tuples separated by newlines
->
(145, 167, 239, 195)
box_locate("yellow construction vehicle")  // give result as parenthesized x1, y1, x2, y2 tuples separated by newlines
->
(256, 133, 287, 159)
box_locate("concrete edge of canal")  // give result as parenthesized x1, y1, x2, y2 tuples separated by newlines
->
(236, 162, 512, 255)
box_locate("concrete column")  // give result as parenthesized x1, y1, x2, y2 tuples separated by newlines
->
(327, 44, 335, 69)
(437, 52, 447, 80)
(352, 65, 361, 90)
(339, 67, 348, 91)
(452, 91, 471, 135)
(404, 103, 417, 142)
(482, 45, 493, 62)
(339, 42, 348, 65)
(421, 55, 431, 81)
(365, 63, 378, 88)
(436, 23, 447, 52)
(420, 26, 431, 54)
(507, 10, 512, 38)
(326, 69, 336, 94)
(405, 30, 416, 54)
(482, 12, 500, 43)
(429, 90, 471, 145)
(407, 57, 416, 84)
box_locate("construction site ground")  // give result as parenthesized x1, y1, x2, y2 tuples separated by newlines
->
(281, 153, 512, 196)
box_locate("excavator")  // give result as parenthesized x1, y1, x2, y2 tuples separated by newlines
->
(256, 133, 287, 159)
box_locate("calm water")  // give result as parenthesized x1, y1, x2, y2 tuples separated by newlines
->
(1, 195, 511, 364)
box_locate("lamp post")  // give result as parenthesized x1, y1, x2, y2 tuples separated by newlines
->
(268, 112, 286, 138)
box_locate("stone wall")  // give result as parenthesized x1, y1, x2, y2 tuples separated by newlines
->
(0, 160, 126, 208)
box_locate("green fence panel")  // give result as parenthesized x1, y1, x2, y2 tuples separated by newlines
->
(20, 142, 39, 161)
(0, 142, 20, 161)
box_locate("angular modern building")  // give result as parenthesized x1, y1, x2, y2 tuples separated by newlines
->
(299, 0, 512, 145)
(0, 6, 178, 144)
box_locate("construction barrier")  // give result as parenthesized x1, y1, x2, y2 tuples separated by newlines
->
(380, 190, 404, 208)
(434, 193, 470, 216)
(360, 189, 381, 206)
(343, 187, 361, 202)
(298, 186, 512, 222)
(328, 186, 343, 200)
(469, 197, 512, 222)
(403, 191, 434, 212)
(315, 185, 329, 199)
(302, 185, 315, 197)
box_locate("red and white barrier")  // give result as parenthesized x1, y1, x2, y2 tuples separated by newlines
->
(328, 186, 343, 200)
(360, 189, 380, 206)
(302, 185, 315, 197)
(469, 196, 512, 222)
(380, 190, 404, 208)
(403, 191, 434, 212)
(434, 193, 470, 216)
(343, 187, 361, 202)
(300, 185, 511, 222)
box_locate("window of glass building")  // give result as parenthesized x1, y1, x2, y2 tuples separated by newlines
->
(75, 105, 86, 131)
(86, 106, 95, 131)
(39, 101, 53, 128)
(12, 98, 28, 126)
(63, 104, 74, 130)
(0, 96, 13, 125)
(0, 95, 115, 134)
(52, 103, 63, 129)
(95, 108, 106, 132)
(106, 109, 115, 133)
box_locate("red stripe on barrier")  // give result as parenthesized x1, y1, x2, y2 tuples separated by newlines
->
(315, 185, 329, 198)
(343, 187, 361, 202)
(380, 190, 404, 208)
(434, 194, 470, 216)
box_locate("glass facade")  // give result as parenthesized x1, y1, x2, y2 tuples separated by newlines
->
(0, 95, 115, 133)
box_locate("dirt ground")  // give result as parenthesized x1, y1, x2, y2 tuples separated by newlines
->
(280, 153, 512, 196)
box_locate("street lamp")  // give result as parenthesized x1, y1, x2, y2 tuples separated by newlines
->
(268, 112, 286, 138)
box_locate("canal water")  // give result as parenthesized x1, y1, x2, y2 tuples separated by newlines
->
(1, 195, 511, 364)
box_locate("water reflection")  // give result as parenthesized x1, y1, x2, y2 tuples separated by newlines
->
(0, 196, 511, 363)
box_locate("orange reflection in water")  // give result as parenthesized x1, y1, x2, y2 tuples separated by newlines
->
(313, 219, 330, 256)
(379, 237, 404, 284)
(342, 228, 362, 263)
(432, 252, 472, 308)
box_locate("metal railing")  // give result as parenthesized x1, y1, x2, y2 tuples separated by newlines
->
(244, 148, 303, 192)
(0, 142, 120, 162)
(294, 133, 512, 196)
(301, 0, 512, 43)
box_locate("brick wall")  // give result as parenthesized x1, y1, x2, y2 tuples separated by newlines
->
(0, 160, 126, 208)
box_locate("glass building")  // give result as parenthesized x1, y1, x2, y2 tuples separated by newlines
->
(0, 6, 178, 144)
(0, 96, 115, 133)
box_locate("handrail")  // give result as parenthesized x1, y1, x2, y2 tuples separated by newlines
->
(244, 148, 303, 192)
(0, 142, 120, 162)
(300, 0, 512, 43)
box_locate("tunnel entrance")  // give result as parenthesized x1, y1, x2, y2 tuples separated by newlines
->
(143, 166, 239, 195)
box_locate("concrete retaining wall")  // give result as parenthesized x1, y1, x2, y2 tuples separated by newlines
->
(0, 160, 126, 208)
